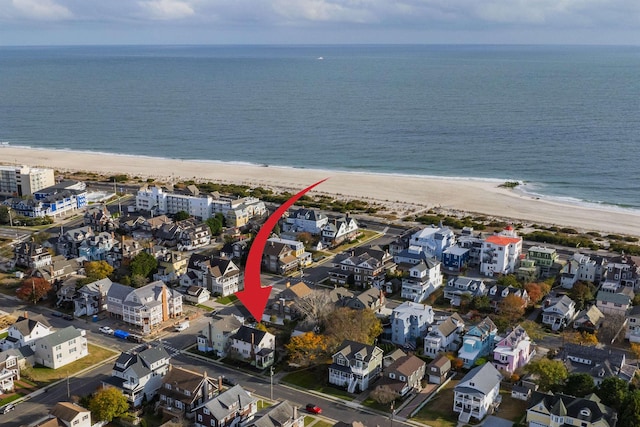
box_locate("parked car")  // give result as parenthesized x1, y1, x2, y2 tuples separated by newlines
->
(63, 314, 74, 320)
(98, 326, 114, 335)
(174, 320, 190, 332)
(126, 334, 144, 343)
(51, 311, 63, 317)
(305, 404, 322, 414)
(1, 403, 15, 414)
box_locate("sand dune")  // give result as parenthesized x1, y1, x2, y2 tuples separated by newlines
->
(3, 146, 639, 237)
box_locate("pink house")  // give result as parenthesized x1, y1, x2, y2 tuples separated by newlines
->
(492, 325, 534, 375)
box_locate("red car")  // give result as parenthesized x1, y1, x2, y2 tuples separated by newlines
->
(305, 404, 322, 414)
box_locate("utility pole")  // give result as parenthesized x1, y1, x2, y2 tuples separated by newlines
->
(390, 401, 395, 427)
(269, 366, 274, 401)
(67, 374, 70, 398)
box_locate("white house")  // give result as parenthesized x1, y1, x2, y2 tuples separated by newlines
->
(390, 302, 434, 350)
(49, 402, 93, 427)
(106, 281, 183, 334)
(283, 208, 329, 234)
(33, 326, 88, 369)
(560, 253, 601, 289)
(480, 227, 522, 276)
(424, 313, 465, 357)
(541, 295, 577, 331)
(453, 363, 503, 423)
(73, 278, 113, 317)
(229, 326, 276, 369)
(409, 225, 456, 261)
(626, 306, 640, 343)
(103, 345, 171, 407)
(197, 315, 243, 357)
(401, 259, 443, 303)
(321, 216, 359, 247)
(0, 313, 52, 351)
(328, 340, 383, 393)
(444, 277, 487, 306)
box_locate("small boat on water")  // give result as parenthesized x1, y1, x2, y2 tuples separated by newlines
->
(317, 57, 324, 60)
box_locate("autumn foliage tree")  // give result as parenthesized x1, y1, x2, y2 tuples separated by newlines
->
(285, 332, 329, 367)
(524, 283, 543, 305)
(526, 358, 568, 392)
(84, 260, 114, 281)
(497, 294, 526, 322)
(323, 307, 382, 350)
(16, 277, 52, 304)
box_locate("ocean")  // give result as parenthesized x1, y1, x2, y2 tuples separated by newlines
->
(1, 44, 639, 211)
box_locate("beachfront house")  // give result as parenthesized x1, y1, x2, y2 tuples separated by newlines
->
(526, 246, 559, 278)
(453, 363, 502, 423)
(409, 225, 456, 261)
(560, 253, 605, 289)
(442, 246, 470, 273)
(321, 215, 359, 248)
(282, 207, 329, 234)
(480, 226, 522, 277)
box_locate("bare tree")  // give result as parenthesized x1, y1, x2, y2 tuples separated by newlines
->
(370, 385, 399, 405)
(296, 289, 333, 326)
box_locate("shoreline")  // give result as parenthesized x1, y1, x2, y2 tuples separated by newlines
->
(2, 146, 640, 237)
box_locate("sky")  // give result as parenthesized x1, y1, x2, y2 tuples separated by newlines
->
(0, 0, 638, 46)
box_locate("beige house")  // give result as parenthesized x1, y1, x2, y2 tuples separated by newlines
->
(526, 392, 617, 427)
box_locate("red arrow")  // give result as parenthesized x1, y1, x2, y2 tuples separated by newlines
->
(235, 178, 328, 321)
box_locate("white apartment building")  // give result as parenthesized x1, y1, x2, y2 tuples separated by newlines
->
(0, 165, 55, 197)
(480, 226, 523, 276)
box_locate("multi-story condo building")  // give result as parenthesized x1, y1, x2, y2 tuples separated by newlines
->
(106, 281, 183, 334)
(480, 226, 522, 276)
(0, 165, 55, 197)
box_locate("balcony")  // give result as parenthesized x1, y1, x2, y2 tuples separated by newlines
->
(122, 381, 138, 390)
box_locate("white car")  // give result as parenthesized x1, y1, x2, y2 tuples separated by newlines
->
(99, 326, 114, 335)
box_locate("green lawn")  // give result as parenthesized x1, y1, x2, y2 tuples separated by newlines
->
(21, 343, 117, 384)
(0, 331, 8, 339)
(215, 295, 238, 305)
(0, 393, 23, 406)
(304, 416, 315, 426)
(311, 421, 333, 427)
(362, 397, 396, 413)
(196, 304, 215, 312)
(281, 366, 354, 401)
(411, 380, 459, 427)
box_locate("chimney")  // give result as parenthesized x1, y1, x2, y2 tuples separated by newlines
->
(162, 286, 169, 321)
(203, 370, 209, 398)
(218, 376, 223, 392)
(293, 405, 298, 420)
(24, 311, 28, 319)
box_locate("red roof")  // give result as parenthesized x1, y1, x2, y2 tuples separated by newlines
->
(485, 235, 521, 246)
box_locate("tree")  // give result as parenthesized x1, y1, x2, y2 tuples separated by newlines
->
(563, 373, 595, 397)
(297, 232, 313, 248)
(619, 390, 640, 427)
(296, 290, 333, 326)
(285, 332, 329, 367)
(84, 260, 114, 281)
(497, 294, 525, 322)
(323, 307, 382, 350)
(520, 320, 545, 341)
(630, 343, 640, 360)
(596, 376, 629, 412)
(16, 277, 52, 304)
(569, 282, 595, 310)
(370, 386, 398, 405)
(205, 215, 224, 236)
(129, 251, 158, 279)
(130, 274, 149, 288)
(0, 206, 10, 225)
(496, 274, 520, 288)
(525, 358, 568, 392)
(470, 295, 491, 313)
(255, 322, 268, 332)
(524, 283, 543, 305)
(175, 210, 190, 221)
(88, 387, 129, 422)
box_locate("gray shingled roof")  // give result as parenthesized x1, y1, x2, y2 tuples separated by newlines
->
(38, 326, 84, 348)
(200, 384, 257, 420)
(252, 400, 299, 427)
(455, 363, 502, 396)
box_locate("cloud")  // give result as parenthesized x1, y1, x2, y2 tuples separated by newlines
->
(11, 0, 72, 20)
(138, 0, 195, 20)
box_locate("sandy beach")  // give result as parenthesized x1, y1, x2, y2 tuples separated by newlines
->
(2, 146, 639, 237)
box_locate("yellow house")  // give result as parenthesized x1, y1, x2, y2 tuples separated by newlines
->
(526, 391, 616, 427)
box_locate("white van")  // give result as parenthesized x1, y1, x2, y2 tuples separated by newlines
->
(174, 320, 190, 332)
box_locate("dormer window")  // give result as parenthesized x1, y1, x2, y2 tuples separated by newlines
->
(580, 408, 591, 417)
